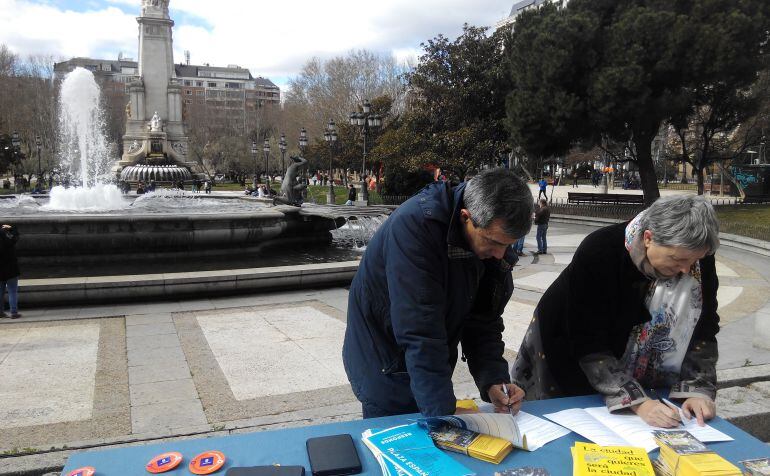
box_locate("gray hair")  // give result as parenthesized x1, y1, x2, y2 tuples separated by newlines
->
(464, 168, 533, 238)
(640, 195, 720, 254)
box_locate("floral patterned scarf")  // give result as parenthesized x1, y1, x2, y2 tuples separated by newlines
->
(622, 212, 704, 387)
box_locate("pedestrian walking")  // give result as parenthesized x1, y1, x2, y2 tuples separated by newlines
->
(512, 235, 526, 256)
(535, 198, 550, 254)
(537, 178, 548, 201)
(1, 224, 21, 319)
(345, 184, 356, 205)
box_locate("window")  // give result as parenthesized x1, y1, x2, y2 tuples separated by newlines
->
(185, 90, 192, 95)
(196, 81, 203, 86)
(196, 90, 204, 96)
(208, 82, 217, 88)
(184, 80, 192, 86)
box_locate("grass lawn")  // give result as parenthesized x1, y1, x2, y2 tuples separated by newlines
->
(715, 204, 770, 241)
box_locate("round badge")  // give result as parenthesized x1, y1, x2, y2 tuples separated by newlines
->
(189, 450, 226, 475)
(68, 468, 95, 476)
(146, 451, 183, 473)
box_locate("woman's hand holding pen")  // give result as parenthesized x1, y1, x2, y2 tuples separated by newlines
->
(489, 383, 525, 415)
(632, 400, 681, 428)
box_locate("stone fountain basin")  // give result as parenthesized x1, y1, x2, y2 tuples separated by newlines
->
(13, 205, 344, 259)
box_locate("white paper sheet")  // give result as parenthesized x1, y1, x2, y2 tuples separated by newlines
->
(544, 405, 734, 453)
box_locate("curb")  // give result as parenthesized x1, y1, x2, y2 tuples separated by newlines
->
(551, 214, 770, 257)
(16, 262, 359, 309)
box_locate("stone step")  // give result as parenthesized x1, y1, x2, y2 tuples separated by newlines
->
(716, 381, 770, 442)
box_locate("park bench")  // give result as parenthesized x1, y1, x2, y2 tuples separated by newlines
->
(567, 192, 645, 205)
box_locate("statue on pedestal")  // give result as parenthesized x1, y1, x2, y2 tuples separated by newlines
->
(149, 111, 162, 132)
(274, 156, 308, 206)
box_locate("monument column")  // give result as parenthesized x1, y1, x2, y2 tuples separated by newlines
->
(137, 0, 174, 123)
(116, 0, 194, 180)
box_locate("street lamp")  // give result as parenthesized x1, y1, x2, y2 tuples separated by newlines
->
(278, 133, 287, 177)
(263, 138, 271, 186)
(35, 135, 42, 188)
(250, 140, 258, 190)
(349, 99, 382, 204)
(299, 128, 308, 155)
(298, 127, 309, 196)
(323, 120, 338, 205)
(11, 131, 21, 193)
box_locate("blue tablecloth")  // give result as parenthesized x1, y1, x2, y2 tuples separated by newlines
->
(62, 394, 769, 475)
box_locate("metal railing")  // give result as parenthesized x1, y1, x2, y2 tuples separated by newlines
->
(371, 194, 412, 206)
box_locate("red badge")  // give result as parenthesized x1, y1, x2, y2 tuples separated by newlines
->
(146, 451, 183, 473)
(189, 450, 226, 474)
(68, 468, 95, 476)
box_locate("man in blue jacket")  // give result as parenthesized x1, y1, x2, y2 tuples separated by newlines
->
(342, 168, 533, 417)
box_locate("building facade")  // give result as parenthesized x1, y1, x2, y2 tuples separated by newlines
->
(53, 59, 279, 133)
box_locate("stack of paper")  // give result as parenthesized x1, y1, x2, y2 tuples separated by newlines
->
(428, 422, 513, 464)
(361, 423, 474, 476)
(571, 441, 655, 476)
(421, 410, 570, 452)
(653, 430, 741, 476)
(740, 458, 770, 475)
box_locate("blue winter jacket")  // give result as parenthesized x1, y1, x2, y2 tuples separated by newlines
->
(342, 181, 517, 416)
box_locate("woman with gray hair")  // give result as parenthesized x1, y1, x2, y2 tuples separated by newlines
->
(511, 195, 721, 428)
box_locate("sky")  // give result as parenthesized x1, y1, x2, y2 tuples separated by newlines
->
(0, 0, 515, 92)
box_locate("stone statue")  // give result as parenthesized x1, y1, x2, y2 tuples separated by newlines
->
(143, 0, 168, 8)
(274, 156, 308, 206)
(128, 140, 140, 153)
(125, 102, 131, 119)
(149, 111, 162, 132)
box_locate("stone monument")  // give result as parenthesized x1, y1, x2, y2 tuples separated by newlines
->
(274, 156, 308, 206)
(114, 0, 197, 184)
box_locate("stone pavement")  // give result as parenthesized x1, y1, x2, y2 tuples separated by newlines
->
(2, 221, 770, 474)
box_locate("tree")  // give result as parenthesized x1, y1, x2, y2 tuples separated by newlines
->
(669, 0, 770, 194)
(0, 45, 58, 183)
(506, 0, 769, 205)
(283, 50, 407, 156)
(370, 25, 514, 181)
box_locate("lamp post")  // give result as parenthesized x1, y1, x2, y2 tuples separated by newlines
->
(323, 120, 337, 205)
(278, 133, 287, 177)
(299, 127, 308, 156)
(250, 140, 258, 190)
(299, 127, 309, 197)
(263, 139, 271, 188)
(35, 135, 42, 188)
(349, 100, 382, 204)
(11, 131, 21, 192)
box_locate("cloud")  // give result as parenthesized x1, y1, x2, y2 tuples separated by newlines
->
(0, 0, 514, 89)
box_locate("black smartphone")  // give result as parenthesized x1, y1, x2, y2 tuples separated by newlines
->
(225, 466, 305, 476)
(305, 434, 362, 476)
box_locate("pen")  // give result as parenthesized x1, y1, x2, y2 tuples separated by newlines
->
(501, 384, 515, 416)
(655, 396, 683, 427)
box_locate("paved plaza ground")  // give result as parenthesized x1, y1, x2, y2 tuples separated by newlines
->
(2, 215, 770, 472)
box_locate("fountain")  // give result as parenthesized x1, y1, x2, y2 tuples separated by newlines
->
(2, 0, 390, 306)
(46, 67, 127, 210)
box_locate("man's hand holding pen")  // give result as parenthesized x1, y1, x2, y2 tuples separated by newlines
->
(489, 383, 525, 416)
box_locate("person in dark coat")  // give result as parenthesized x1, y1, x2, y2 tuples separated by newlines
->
(511, 195, 721, 428)
(343, 168, 534, 418)
(1, 224, 21, 319)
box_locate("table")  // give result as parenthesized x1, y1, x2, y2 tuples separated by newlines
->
(62, 394, 769, 475)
